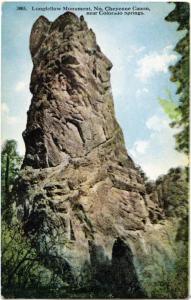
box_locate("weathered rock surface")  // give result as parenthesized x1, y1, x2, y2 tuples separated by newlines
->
(148, 167, 188, 217)
(13, 12, 180, 298)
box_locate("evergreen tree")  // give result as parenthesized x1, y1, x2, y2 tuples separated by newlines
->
(165, 3, 189, 155)
(1, 140, 22, 209)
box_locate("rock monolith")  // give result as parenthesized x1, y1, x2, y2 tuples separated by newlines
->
(14, 12, 179, 298)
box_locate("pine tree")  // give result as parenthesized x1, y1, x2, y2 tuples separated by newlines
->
(165, 3, 189, 155)
(1, 140, 22, 208)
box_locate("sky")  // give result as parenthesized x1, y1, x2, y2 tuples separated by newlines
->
(1, 2, 187, 179)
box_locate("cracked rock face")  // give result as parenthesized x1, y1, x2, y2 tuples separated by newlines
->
(14, 12, 176, 297)
(23, 12, 121, 169)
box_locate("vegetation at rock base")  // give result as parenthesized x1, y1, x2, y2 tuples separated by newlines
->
(2, 154, 188, 299)
(0, 137, 114, 298)
(160, 2, 189, 155)
(143, 168, 188, 298)
(141, 245, 188, 299)
(1, 217, 117, 298)
(2, 220, 58, 298)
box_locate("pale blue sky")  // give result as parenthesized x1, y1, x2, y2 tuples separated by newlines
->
(1, 2, 187, 179)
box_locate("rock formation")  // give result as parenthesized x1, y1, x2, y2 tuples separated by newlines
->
(13, 12, 181, 298)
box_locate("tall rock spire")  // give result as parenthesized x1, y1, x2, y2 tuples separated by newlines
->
(13, 13, 173, 298)
(23, 12, 130, 170)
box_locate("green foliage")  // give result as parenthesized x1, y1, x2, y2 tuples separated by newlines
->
(1, 138, 72, 298)
(145, 244, 188, 299)
(159, 98, 179, 120)
(141, 227, 188, 298)
(1, 140, 22, 209)
(164, 3, 189, 155)
(1, 217, 113, 298)
(159, 90, 180, 121)
(1, 219, 69, 298)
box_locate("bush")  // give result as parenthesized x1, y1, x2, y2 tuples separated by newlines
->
(1, 220, 67, 298)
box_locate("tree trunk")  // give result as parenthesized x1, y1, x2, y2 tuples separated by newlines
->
(5, 154, 10, 196)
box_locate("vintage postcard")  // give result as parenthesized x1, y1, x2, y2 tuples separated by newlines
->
(1, 1, 189, 298)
